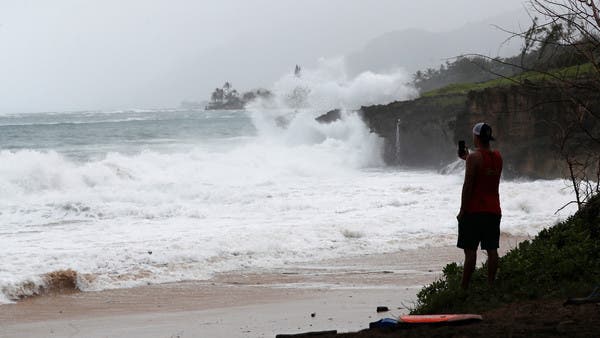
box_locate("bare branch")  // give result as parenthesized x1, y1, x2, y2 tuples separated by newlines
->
(555, 200, 580, 213)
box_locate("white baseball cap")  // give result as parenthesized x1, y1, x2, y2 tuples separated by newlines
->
(472, 122, 495, 141)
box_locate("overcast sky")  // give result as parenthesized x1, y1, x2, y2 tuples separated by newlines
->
(0, 0, 527, 113)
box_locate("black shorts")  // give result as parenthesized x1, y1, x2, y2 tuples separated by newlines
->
(457, 213, 501, 250)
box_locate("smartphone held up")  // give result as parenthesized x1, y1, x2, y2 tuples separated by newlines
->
(458, 140, 468, 159)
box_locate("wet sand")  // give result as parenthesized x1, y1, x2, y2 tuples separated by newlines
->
(0, 235, 526, 338)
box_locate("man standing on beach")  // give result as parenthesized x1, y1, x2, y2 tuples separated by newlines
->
(457, 122, 502, 290)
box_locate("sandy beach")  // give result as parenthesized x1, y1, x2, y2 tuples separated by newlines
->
(0, 235, 525, 338)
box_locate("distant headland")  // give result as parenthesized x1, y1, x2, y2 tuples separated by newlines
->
(200, 65, 303, 110)
(205, 82, 273, 110)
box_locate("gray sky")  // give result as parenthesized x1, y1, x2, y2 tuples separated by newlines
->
(0, 0, 526, 113)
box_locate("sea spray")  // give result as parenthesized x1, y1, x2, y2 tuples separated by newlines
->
(247, 57, 418, 111)
(244, 57, 418, 168)
(247, 109, 384, 168)
(395, 119, 402, 164)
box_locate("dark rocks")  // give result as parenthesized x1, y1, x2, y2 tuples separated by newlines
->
(315, 109, 342, 124)
(276, 330, 337, 338)
(360, 94, 465, 169)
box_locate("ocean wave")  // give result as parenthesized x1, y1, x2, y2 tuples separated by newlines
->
(0, 108, 178, 117)
(0, 269, 79, 303)
(0, 117, 165, 127)
(439, 159, 466, 175)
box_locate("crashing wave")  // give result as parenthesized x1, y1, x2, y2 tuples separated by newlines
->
(1, 269, 80, 303)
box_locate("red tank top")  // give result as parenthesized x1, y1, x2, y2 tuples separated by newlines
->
(466, 149, 502, 215)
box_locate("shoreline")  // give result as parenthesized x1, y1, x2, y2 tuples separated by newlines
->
(0, 235, 525, 337)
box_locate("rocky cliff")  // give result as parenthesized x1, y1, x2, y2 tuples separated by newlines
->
(360, 94, 466, 169)
(361, 82, 600, 179)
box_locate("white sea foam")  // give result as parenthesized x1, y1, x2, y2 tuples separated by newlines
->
(0, 142, 577, 303)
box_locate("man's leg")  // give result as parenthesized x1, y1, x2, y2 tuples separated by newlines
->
(461, 249, 477, 290)
(486, 249, 498, 287)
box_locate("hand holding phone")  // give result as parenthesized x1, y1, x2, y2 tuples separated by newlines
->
(458, 140, 468, 160)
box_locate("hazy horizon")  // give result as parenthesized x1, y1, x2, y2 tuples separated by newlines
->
(0, 0, 527, 114)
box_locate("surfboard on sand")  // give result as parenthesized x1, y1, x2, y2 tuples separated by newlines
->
(369, 314, 482, 329)
(399, 314, 483, 324)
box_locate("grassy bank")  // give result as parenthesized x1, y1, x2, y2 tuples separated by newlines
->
(413, 195, 600, 314)
(421, 63, 595, 97)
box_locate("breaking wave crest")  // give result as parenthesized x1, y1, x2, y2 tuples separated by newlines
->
(1, 270, 79, 303)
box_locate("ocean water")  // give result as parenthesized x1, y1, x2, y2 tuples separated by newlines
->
(0, 108, 577, 303)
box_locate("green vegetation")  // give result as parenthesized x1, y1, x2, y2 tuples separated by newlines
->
(413, 56, 519, 94)
(413, 19, 598, 97)
(207, 82, 272, 110)
(395, 92, 467, 107)
(420, 63, 596, 97)
(412, 194, 600, 314)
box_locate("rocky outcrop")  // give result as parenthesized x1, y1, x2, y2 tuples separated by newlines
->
(315, 109, 342, 124)
(361, 94, 467, 168)
(361, 82, 600, 179)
